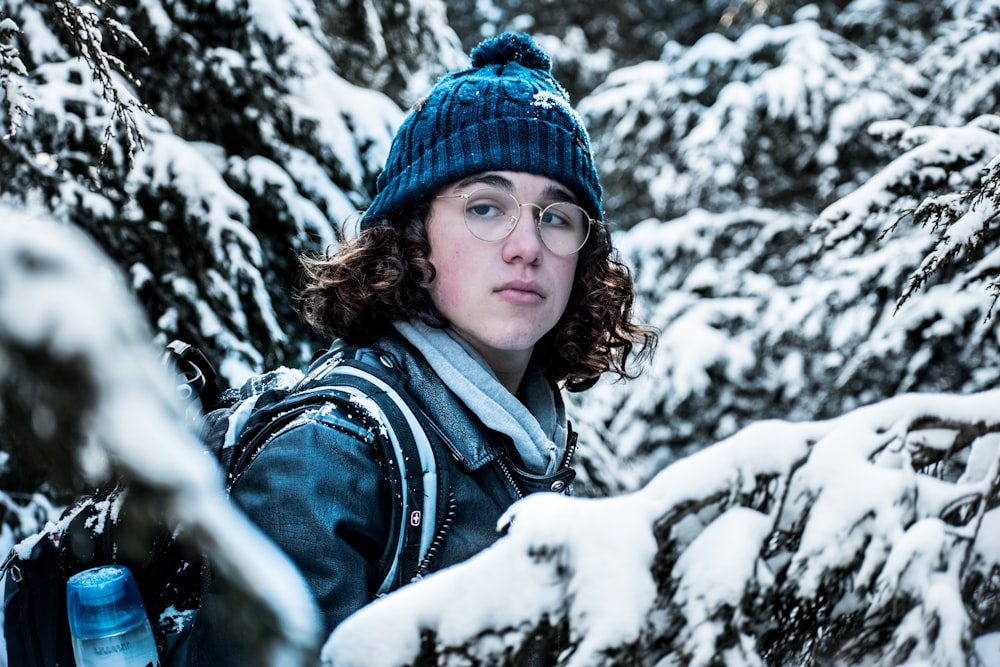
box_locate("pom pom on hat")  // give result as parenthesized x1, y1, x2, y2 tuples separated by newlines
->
(361, 33, 602, 230)
(469, 32, 552, 71)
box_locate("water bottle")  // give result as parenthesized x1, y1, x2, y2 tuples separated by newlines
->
(66, 565, 160, 667)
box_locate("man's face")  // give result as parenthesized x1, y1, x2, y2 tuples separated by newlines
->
(425, 171, 580, 383)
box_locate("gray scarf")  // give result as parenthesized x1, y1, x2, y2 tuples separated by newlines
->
(394, 320, 566, 475)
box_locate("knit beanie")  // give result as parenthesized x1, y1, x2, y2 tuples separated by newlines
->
(360, 32, 603, 229)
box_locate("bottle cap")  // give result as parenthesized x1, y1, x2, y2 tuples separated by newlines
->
(66, 565, 149, 638)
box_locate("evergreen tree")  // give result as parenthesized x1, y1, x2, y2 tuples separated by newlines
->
(3, 0, 1000, 663)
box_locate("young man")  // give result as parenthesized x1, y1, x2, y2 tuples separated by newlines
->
(185, 32, 656, 664)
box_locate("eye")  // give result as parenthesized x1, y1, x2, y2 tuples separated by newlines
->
(540, 203, 582, 229)
(467, 202, 504, 218)
(465, 191, 513, 222)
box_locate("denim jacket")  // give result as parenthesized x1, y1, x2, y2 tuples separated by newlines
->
(184, 331, 576, 663)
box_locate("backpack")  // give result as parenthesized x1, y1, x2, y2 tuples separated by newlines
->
(2, 339, 449, 666)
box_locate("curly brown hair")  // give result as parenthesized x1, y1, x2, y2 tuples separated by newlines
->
(296, 204, 657, 392)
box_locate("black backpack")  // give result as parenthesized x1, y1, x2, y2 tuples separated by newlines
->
(2, 340, 449, 666)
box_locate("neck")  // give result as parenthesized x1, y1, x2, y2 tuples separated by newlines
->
(477, 348, 530, 396)
(496, 368, 526, 396)
(392, 320, 566, 475)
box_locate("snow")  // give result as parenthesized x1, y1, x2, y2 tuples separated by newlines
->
(338, 392, 1000, 665)
(3, 1, 1000, 665)
(323, 492, 660, 667)
(0, 205, 321, 664)
(245, 0, 404, 185)
(672, 507, 772, 665)
(279, 148, 358, 240)
(818, 122, 1000, 241)
(657, 301, 757, 398)
(321, 389, 1000, 664)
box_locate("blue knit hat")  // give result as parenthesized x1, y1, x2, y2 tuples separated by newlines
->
(360, 33, 603, 229)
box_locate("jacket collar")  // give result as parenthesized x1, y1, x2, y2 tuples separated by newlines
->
(374, 325, 567, 474)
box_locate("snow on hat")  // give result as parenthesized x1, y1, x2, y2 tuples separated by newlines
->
(360, 32, 603, 229)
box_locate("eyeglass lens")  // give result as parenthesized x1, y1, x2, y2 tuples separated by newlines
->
(462, 188, 590, 255)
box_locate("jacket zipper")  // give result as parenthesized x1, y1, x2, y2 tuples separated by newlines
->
(496, 427, 577, 501)
(413, 491, 456, 580)
(496, 456, 524, 500)
(560, 427, 578, 470)
(413, 426, 576, 580)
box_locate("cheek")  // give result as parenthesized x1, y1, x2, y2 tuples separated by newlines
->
(427, 247, 472, 312)
(428, 263, 454, 311)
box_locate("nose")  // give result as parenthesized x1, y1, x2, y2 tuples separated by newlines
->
(502, 204, 544, 264)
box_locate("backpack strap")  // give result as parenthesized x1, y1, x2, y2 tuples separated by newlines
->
(314, 354, 448, 594)
(225, 345, 449, 595)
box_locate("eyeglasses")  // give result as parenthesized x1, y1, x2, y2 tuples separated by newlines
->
(434, 187, 595, 256)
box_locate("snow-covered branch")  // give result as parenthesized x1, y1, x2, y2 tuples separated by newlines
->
(0, 206, 320, 666)
(0, 16, 31, 140)
(816, 115, 1000, 317)
(47, 0, 151, 158)
(1, 0, 150, 157)
(325, 392, 1000, 666)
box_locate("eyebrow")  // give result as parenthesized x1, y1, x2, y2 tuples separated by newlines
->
(454, 173, 579, 204)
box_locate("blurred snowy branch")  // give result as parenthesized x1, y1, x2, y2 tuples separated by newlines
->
(0, 206, 320, 666)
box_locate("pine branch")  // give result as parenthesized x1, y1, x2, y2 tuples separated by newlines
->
(895, 155, 1000, 316)
(0, 16, 32, 140)
(49, 0, 152, 161)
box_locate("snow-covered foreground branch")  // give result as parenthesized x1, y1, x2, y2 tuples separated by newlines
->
(0, 207, 320, 666)
(325, 391, 1000, 666)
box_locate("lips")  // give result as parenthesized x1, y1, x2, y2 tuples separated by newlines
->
(495, 279, 544, 302)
